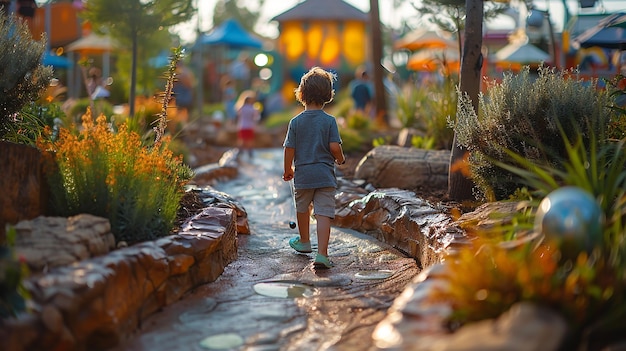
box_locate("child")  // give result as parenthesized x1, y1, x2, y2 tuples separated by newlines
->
(282, 67, 346, 269)
(236, 91, 260, 158)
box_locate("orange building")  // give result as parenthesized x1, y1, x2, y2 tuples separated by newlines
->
(28, 2, 82, 48)
(271, 0, 370, 100)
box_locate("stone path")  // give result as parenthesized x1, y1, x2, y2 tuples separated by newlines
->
(112, 149, 419, 351)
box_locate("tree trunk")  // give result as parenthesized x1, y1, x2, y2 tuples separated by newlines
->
(369, 0, 388, 128)
(448, 0, 483, 201)
(0, 142, 52, 242)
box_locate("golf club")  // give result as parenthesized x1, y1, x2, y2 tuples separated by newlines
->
(288, 180, 297, 229)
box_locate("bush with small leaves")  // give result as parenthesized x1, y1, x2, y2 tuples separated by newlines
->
(454, 66, 616, 201)
(0, 11, 53, 140)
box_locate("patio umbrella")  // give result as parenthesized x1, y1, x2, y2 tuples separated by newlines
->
(395, 29, 456, 51)
(66, 32, 115, 55)
(406, 47, 460, 72)
(572, 12, 626, 50)
(494, 42, 551, 66)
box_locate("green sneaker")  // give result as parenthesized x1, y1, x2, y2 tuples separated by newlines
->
(289, 237, 312, 253)
(313, 253, 334, 269)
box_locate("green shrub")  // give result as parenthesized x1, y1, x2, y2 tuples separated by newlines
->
(2, 101, 65, 145)
(605, 74, 626, 140)
(346, 111, 370, 130)
(68, 97, 114, 124)
(435, 132, 626, 349)
(0, 11, 53, 140)
(37, 48, 194, 244)
(340, 127, 366, 153)
(396, 80, 455, 150)
(454, 66, 615, 201)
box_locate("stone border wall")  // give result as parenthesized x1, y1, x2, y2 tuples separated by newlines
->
(0, 206, 238, 351)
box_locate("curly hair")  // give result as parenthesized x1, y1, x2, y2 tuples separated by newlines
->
(294, 67, 336, 106)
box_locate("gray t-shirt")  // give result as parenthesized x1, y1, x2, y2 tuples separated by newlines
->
(283, 109, 342, 190)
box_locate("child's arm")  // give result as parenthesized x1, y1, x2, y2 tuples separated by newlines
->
(330, 142, 345, 165)
(283, 147, 295, 181)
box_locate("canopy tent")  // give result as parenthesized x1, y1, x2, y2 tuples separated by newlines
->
(394, 29, 456, 51)
(194, 18, 262, 50)
(42, 52, 72, 68)
(66, 32, 116, 55)
(65, 32, 116, 99)
(572, 12, 626, 50)
(494, 42, 551, 65)
(192, 19, 263, 112)
(407, 47, 460, 72)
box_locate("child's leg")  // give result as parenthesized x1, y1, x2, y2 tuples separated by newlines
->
(315, 214, 331, 257)
(296, 208, 311, 243)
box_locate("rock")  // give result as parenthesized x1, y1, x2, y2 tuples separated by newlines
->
(427, 302, 568, 351)
(1, 205, 239, 351)
(13, 214, 115, 273)
(334, 181, 460, 269)
(396, 128, 424, 147)
(354, 145, 449, 190)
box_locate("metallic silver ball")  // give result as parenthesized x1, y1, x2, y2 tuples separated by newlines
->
(534, 186, 603, 259)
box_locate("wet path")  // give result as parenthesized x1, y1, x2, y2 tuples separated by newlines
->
(113, 148, 420, 351)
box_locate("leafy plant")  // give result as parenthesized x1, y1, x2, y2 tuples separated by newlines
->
(394, 83, 424, 128)
(395, 79, 455, 150)
(0, 11, 53, 140)
(454, 66, 615, 201)
(605, 74, 626, 140)
(431, 239, 621, 336)
(434, 127, 626, 349)
(0, 228, 30, 319)
(1, 101, 64, 145)
(37, 48, 194, 244)
(411, 135, 436, 150)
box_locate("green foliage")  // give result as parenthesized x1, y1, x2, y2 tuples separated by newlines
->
(372, 136, 392, 147)
(38, 48, 194, 244)
(68, 98, 114, 124)
(40, 112, 193, 244)
(82, 0, 194, 46)
(340, 127, 366, 153)
(1, 102, 65, 145)
(346, 111, 370, 130)
(432, 239, 621, 338)
(411, 135, 436, 149)
(0, 11, 53, 140)
(212, 0, 265, 33)
(454, 66, 615, 201)
(605, 75, 626, 140)
(106, 29, 176, 101)
(435, 133, 626, 347)
(396, 80, 455, 150)
(0, 228, 30, 319)
(395, 83, 424, 128)
(413, 0, 507, 34)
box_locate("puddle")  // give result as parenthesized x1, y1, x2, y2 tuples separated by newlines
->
(253, 281, 318, 298)
(354, 270, 394, 280)
(199, 333, 244, 349)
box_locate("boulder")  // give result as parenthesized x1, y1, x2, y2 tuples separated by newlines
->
(13, 214, 115, 273)
(354, 145, 449, 190)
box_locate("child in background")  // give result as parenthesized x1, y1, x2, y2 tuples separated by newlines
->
(282, 67, 346, 269)
(236, 91, 260, 158)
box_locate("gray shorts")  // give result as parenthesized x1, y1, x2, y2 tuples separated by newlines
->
(294, 187, 336, 219)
